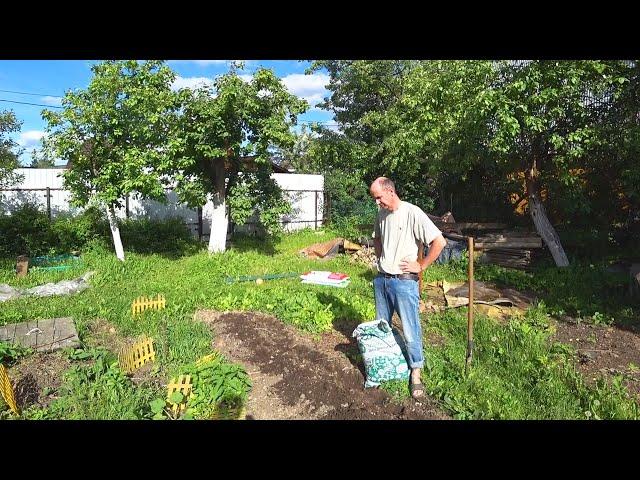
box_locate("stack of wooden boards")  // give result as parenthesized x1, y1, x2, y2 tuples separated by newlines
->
(427, 214, 544, 271)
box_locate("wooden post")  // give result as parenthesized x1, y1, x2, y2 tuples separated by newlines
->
(465, 236, 474, 374)
(324, 190, 330, 226)
(125, 194, 130, 218)
(46, 187, 51, 220)
(418, 241, 424, 295)
(314, 191, 318, 229)
(16, 255, 29, 277)
(197, 206, 203, 241)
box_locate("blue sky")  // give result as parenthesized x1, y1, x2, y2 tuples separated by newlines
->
(0, 60, 334, 166)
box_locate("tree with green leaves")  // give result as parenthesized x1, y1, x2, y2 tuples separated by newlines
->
(307, 60, 440, 214)
(470, 60, 633, 266)
(42, 60, 182, 261)
(310, 60, 635, 266)
(584, 61, 640, 245)
(0, 109, 23, 189)
(29, 144, 55, 168)
(173, 65, 307, 253)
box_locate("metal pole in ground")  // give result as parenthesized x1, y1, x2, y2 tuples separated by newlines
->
(465, 236, 475, 374)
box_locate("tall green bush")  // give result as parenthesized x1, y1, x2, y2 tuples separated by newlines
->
(0, 205, 200, 258)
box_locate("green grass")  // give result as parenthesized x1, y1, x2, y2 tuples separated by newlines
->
(422, 306, 639, 419)
(1, 228, 639, 419)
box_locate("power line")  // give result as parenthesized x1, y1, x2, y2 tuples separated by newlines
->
(0, 88, 62, 98)
(0, 89, 338, 121)
(0, 99, 62, 109)
(299, 121, 340, 126)
(0, 98, 337, 122)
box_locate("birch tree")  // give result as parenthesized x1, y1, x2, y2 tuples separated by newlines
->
(42, 60, 182, 261)
(0, 109, 23, 189)
(173, 65, 307, 253)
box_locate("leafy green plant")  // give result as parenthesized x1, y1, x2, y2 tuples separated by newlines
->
(421, 307, 639, 419)
(183, 353, 251, 419)
(149, 353, 251, 420)
(28, 348, 160, 419)
(0, 203, 55, 256)
(0, 341, 32, 365)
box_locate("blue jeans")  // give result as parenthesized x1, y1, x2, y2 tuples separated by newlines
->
(373, 275, 424, 369)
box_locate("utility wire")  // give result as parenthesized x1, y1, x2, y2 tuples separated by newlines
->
(299, 121, 340, 126)
(0, 97, 338, 126)
(0, 88, 62, 98)
(0, 89, 339, 122)
(0, 98, 62, 108)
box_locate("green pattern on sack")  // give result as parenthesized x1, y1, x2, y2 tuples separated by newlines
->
(353, 319, 410, 388)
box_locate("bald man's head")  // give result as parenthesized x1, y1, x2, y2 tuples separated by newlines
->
(370, 177, 399, 211)
(371, 177, 395, 193)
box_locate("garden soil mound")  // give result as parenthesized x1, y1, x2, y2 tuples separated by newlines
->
(196, 310, 451, 420)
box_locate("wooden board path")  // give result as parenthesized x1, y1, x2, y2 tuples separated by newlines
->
(0, 317, 80, 352)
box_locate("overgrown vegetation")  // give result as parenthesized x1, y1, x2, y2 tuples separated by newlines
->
(305, 60, 640, 255)
(0, 204, 199, 258)
(422, 306, 638, 419)
(1, 227, 638, 420)
(0, 341, 31, 365)
(20, 347, 160, 420)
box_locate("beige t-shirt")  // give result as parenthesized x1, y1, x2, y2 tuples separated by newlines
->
(373, 201, 442, 274)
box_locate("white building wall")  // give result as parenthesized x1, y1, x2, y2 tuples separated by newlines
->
(1, 168, 324, 237)
(216, 172, 324, 236)
(0, 168, 81, 217)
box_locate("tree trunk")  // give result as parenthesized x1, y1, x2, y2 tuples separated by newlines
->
(525, 172, 569, 267)
(207, 160, 227, 253)
(105, 204, 125, 262)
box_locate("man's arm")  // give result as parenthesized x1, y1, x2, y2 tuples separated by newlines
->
(400, 234, 446, 274)
(373, 236, 382, 258)
(419, 234, 446, 271)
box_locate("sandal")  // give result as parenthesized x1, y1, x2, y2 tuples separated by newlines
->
(410, 382, 425, 400)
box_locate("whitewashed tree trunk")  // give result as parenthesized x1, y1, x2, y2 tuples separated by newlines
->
(208, 160, 227, 253)
(105, 204, 125, 262)
(526, 175, 569, 267)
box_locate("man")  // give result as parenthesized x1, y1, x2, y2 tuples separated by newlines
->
(370, 177, 447, 400)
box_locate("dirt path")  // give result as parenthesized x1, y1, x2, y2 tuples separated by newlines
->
(196, 310, 451, 420)
(551, 317, 640, 400)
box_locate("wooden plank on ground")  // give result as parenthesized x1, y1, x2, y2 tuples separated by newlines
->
(13, 323, 31, 348)
(45, 317, 79, 351)
(0, 317, 79, 352)
(35, 318, 55, 350)
(475, 239, 542, 249)
(24, 320, 39, 348)
(0, 324, 17, 344)
(436, 222, 508, 231)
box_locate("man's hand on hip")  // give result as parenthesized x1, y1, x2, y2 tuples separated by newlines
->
(399, 260, 422, 274)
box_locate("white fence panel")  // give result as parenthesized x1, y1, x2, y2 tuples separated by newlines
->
(1, 168, 324, 237)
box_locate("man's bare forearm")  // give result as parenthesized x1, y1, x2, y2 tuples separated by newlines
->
(419, 235, 446, 271)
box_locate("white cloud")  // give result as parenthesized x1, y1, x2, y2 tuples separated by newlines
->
(169, 60, 253, 67)
(239, 74, 253, 83)
(172, 76, 214, 91)
(281, 73, 329, 107)
(41, 96, 62, 107)
(191, 60, 229, 66)
(17, 130, 45, 148)
(168, 60, 227, 66)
